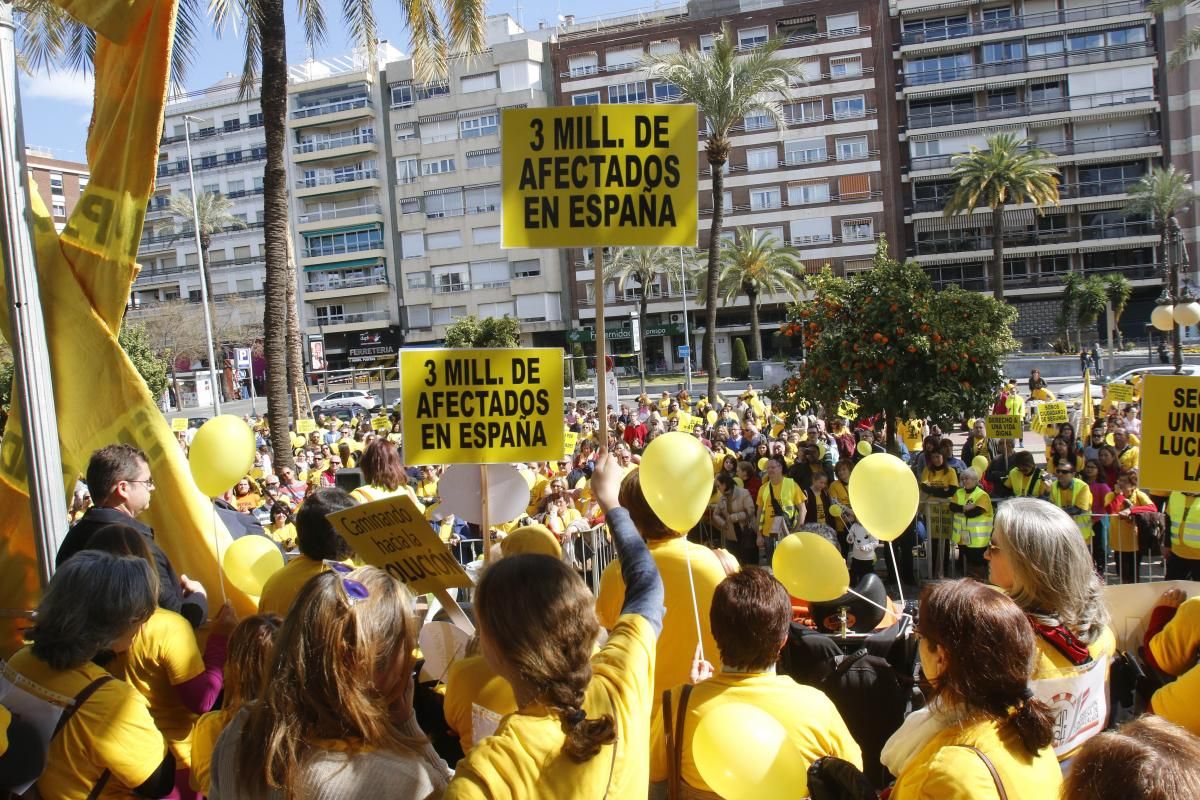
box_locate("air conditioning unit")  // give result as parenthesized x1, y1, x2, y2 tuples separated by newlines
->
(670, 313, 682, 322)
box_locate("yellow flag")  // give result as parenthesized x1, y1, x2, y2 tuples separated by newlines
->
(1081, 369, 1095, 437)
(0, 0, 250, 655)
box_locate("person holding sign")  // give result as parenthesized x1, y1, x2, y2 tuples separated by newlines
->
(445, 449, 664, 799)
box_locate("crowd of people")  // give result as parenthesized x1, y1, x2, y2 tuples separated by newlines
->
(4, 378, 1200, 799)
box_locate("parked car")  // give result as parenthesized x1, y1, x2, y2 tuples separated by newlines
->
(1056, 364, 1200, 400)
(312, 389, 379, 415)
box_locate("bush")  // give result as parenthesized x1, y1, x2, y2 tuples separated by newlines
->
(572, 343, 587, 382)
(732, 337, 750, 380)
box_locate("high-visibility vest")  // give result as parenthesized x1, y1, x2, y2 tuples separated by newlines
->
(1008, 468, 1044, 497)
(952, 486, 993, 548)
(1168, 492, 1200, 550)
(1051, 479, 1092, 540)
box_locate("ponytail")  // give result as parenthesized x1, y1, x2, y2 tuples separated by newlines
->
(546, 680, 616, 762)
(1003, 688, 1055, 755)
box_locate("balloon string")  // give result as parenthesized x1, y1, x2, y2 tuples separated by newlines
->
(845, 587, 893, 616)
(684, 537, 705, 664)
(887, 541, 906, 608)
(212, 502, 227, 607)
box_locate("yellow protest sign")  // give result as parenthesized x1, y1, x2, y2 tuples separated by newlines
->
(986, 415, 1023, 439)
(296, 419, 317, 435)
(500, 105, 698, 248)
(1039, 401, 1068, 425)
(563, 430, 579, 456)
(837, 400, 859, 420)
(1140, 375, 1200, 491)
(678, 414, 699, 434)
(1106, 382, 1135, 404)
(170, 418, 188, 432)
(400, 348, 564, 465)
(371, 415, 392, 432)
(327, 494, 472, 595)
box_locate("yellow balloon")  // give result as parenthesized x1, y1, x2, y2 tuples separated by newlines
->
(971, 454, 988, 474)
(706, 410, 717, 425)
(856, 439, 872, 457)
(1106, 433, 1115, 446)
(222, 535, 284, 596)
(757, 457, 769, 472)
(692, 702, 810, 800)
(847, 452, 919, 542)
(772, 532, 849, 602)
(189, 415, 256, 497)
(829, 503, 843, 518)
(639, 431, 714, 533)
(817, 442, 827, 460)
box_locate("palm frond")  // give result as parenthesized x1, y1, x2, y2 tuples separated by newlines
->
(168, 191, 248, 236)
(297, 0, 330, 52)
(237, 0, 263, 99)
(944, 132, 1059, 217)
(401, 0, 448, 83)
(342, 0, 377, 60)
(1124, 165, 1196, 226)
(15, 1, 87, 75)
(443, 0, 486, 57)
(711, 227, 802, 303)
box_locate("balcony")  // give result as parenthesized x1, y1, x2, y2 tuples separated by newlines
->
(134, 254, 266, 283)
(305, 274, 389, 293)
(292, 131, 377, 155)
(912, 177, 1145, 213)
(912, 219, 1156, 256)
(302, 238, 384, 259)
(910, 130, 1160, 171)
(701, 190, 883, 217)
(902, 42, 1154, 88)
(160, 116, 264, 146)
(296, 204, 383, 224)
(926, 261, 1159, 292)
(899, 1, 1147, 46)
(291, 97, 372, 120)
(294, 168, 380, 190)
(312, 309, 390, 327)
(155, 147, 267, 178)
(907, 89, 1155, 130)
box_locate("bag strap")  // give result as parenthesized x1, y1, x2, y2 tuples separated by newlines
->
(956, 745, 1008, 800)
(53, 675, 114, 739)
(663, 689, 677, 800)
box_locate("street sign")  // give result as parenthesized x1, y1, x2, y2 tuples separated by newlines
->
(631, 315, 641, 353)
(677, 345, 690, 359)
(235, 347, 251, 369)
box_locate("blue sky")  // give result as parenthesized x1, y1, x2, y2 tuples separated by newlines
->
(20, 0, 575, 162)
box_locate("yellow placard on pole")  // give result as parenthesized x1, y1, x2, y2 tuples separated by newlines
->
(985, 415, 1023, 439)
(500, 105, 698, 248)
(563, 430, 578, 456)
(1140, 375, 1200, 492)
(371, 415, 392, 432)
(400, 348, 564, 465)
(296, 419, 317, 435)
(678, 415, 699, 434)
(1106, 382, 1135, 403)
(837, 400, 859, 420)
(327, 494, 473, 594)
(1039, 401, 1068, 425)
(170, 418, 188, 432)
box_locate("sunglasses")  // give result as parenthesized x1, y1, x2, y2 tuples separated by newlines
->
(324, 561, 369, 605)
(1057, 469, 1073, 475)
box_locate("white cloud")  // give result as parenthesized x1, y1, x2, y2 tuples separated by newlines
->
(22, 70, 95, 105)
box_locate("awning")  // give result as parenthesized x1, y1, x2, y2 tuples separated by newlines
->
(466, 147, 501, 157)
(904, 84, 980, 100)
(1072, 148, 1160, 166)
(302, 223, 379, 238)
(424, 186, 462, 196)
(418, 111, 457, 123)
(1077, 238, 1155, 252)
(898, 0, 980, 15)
(1076, 198, 1132, 212)
(303, 257, 385, 273)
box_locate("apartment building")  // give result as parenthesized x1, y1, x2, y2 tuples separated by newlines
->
(381, 16, 566, 347)
(26, 147, 88, 232)
(550, 0, 902, 370)
(1161, 3, 1200, 274)
(892, 0, 1165, 343)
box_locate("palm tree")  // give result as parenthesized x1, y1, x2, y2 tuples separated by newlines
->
(1124, 165, 1196, 252)
(647, 25, 801, 405)
(1103, 274, 1133, 349)
(1152, 0, 1200, 68)
(715, 228, 802, 361)
(603, 247, 673, 395)
(21, 0, 486, 470)
(943, 132, 1060, 303)
(167, 191, 246, 310)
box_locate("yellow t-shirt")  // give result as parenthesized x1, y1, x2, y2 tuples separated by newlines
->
(446, 614, 657, 799)
(108, 607, 206, 767)
(266, 521, 297, 547)
(1150, 596, 1200, 736)
(1116, 445, 1140, 472)
(188, 708, 234, 794)
(756, 478, 806, 536)
(351, 483, 418, 505)
(650, 671, 861, 788)
(6, 647, 166, 799)
(444, 655, 519, 755)
(258, 554, 328, 617)
(595, 537, 724, 705)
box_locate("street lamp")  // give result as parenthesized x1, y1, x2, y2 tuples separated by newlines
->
(1149, 216, 1199, 374)
(181, 114, 222, 416)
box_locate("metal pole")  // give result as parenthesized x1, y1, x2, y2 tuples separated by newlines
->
(595, 248, 608, 444)
(182, 116, 222, 416)
(0, 4, 68, 586)
(1106, 301, 1116, 376)
(1171, 217, 1184, 375)
(679, 247, 693, 394)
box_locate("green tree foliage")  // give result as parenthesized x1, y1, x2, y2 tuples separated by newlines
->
(731, 337, 750, 380)
(771, 238, 1017, 443)
(444, 315, 521, 349)
(571, 342, 587, 383)
(715, 228, 803, 361)
(118, 321, 170, 401)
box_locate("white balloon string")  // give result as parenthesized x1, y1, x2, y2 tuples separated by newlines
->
(888, 541, 906, 608)
(684, 538, 705, 664)
(844, 587, 892, 615)
(212, 502, 227, 607)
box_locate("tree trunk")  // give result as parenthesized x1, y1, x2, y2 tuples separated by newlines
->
(748, 286, 762, 361)
(705, 150, 726, 406)
(638, 292, 648, 396)
(991, 205, 1005, 303)
(260, 0, 293, 471)
(284, 228, 311, 420)
(199, 232, 216, 309)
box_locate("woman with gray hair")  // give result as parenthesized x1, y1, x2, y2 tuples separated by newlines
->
(3, 550, 175, 798)
(985, 497, 1116, 763)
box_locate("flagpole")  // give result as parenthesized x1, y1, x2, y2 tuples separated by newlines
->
(182, 115, 222, 418)
(0, 4, 69, 585)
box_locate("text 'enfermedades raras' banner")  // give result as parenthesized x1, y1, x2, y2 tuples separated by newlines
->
(400, 348, 564, 465)
(500, 105, 698, 248)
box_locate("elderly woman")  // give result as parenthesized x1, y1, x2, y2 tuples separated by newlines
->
(712, 471, 757, 566)
(986, 498, 1116, 760)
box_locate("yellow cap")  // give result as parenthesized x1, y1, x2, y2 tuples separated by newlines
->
(500, 524, 562, 559)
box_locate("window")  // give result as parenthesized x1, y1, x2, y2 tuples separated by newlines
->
(432, 305, 468, 325)
(835, 136, 868, 161)
(390, 84, 413, 107)
(829, 55, 862, 78)
(222, 117, 240, 133)
(513, 259, 541, 278)
(838, 174, 870, 200)
(465, 184, 501, 213)
(1030, 81, 1064, 102)
(400, 197, 422, 215)
(653, 82, 682, 102)
(786, 100, 823, 124)
(606, 46, 643, 69)
(251, 145, 266, 160)
(905, 52, 973, 84)
(406, 304, 432, 328)
(981, 6, 1014, 30)
(744, 109, 772, 131)
(198, 153, 217, 169)
(910, 139, 940, 158)
(401, 231, 425, 258)
(785, 138, 826, 164)
(746, 147, 777, 170)
(833, 96, 866, 119)
(778, 16, 818, 40)
(467, 150, 501, 169)
(901, 15, 969, 41)
(432, 264, 470, 294)
(754, 226, 785, 245)
(700, 34, 717, 52)
(224, 148, 242, 164)
(788, 181, 829, 205)
(1028, 37, 1064, 57)
(609, 82, 648, 104)
(568, 54, 598, 77)
(394, 123, 417, 141)
(49, 173, 64, 193)
(427, 230, 463, 250)
(750, 187, 781, 210)
(479, 301, 516, 317)
(422, 157, 456, 176)
(1109, 27, 1146, 46)
(248, 112, 262, 127)
(738, 26, 769, 48)
(1068, 32, 1104, 51)
(252, 176, 263, 191)
(425, 190, 464, 218)
(982, 40, 1022, 63)
(407, 271, 430, 289)
(721, 191, 733, 213)
(460, 112, 498, 138)
(826, 12, 859, 35)
(649, 39, 680, 56)
(461, 73, 499, 93)
(303, 227, 383, 257)
(473, 226, 501, 245)
(416, 82, 450, 100)
(227, 179, 245, 195)
(78, 176, 88, 190)
(472, 259, 509, 288)
(203, 183, 220, 195)
(396, 157, 418, 184)
(841, 218, 873, 241)
(52, 202, 66, 217)
(572, 91, 601, 105)
(421, 118, 458, 143)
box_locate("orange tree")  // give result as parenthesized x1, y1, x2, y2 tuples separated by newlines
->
(770, 237, 1017, 446)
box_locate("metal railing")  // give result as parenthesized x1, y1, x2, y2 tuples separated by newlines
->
(912, 177, 1145, 213)
(302, 238, 384, 259)
(305, 274, 389, 292)
(292, 131, 376, 154)
(910, 131, 1160, 171)
(294, 168, 380, 189)
(297, 204, 383, 223)
(926, 262, 1159, 291)
(156, 148, 266, 177)
(291, 97, 372, 120)
(700, 190, 882, 216)
(907, 89, 1156, 130)
(159, 117, 264, 146)
(313, 309, 390, 326)
(913, 220, 1156, 255)
(900, 0, 1147, 46)
(135, 255, 266, 282)
(903, 42, 1154, 88)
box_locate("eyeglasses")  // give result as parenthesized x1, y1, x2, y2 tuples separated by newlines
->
(324, 560, 369, 605)
(127, 478, 155, 489)
(1057, 469, 1073, 475)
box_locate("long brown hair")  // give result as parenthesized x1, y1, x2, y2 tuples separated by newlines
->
(236, 567, 420, 797)
(358, 438, 405, 491)
(1063, 716, 1200, 799)
(224, 614, 281, 710)
(918, 580, 1054, 755)
(475, 554, 616, 762)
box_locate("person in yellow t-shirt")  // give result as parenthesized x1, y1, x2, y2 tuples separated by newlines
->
(757, 457, 806, 561)
(7, 551, 174, 799)
(650, 568, 860, 794)
(1143, 589, 1200, 736)
(260, 488, 358, 617)
(350, 438, 419, 505)
(1112, 428, 1140, 473)
(189, 613, 281, 795)
(446, 448, 664, 799)
(444, 653, 520, 756)
(264, 502, 297, 550)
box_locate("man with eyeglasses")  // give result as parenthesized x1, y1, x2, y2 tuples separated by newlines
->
(1049, 460, 1093, 542)
(57, 444, 208, 627)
